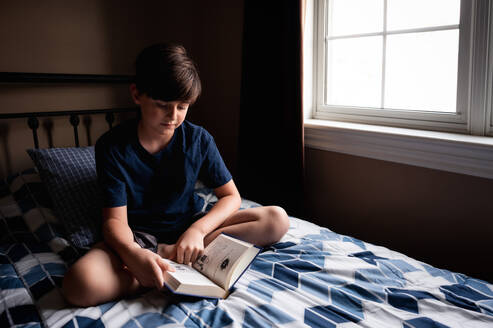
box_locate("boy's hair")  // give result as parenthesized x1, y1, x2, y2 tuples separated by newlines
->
(134, 43, 202, 104)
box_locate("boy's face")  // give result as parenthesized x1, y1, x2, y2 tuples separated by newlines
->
(130, 84, 189, 136)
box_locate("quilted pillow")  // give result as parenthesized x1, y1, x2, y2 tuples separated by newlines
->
(0, 168, 80, 262)
(27, 147, 102, 249)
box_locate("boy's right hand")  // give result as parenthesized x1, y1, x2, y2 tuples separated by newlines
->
(121, 245, 175, 289)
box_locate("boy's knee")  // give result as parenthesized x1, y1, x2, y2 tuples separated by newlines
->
(62, 264, 103, 307)
(263, 206, 290, 241)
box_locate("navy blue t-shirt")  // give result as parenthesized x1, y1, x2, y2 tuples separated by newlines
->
(95, 119, 232, 242)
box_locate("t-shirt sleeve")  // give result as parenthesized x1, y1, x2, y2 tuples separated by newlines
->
(198, 131, 232, 189)
(95, 138, 127, 208)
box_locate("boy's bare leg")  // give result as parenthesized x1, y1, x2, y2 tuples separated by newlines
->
(203, 206, 290, 247)
(157, 243, 176, 259)
(62, 241, 147, 307)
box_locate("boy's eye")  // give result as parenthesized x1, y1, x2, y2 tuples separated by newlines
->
(154, 101, 188, 110)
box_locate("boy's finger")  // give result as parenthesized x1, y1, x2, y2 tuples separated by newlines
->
(183, 249, 191, 265)
(176, 248, 184, 264)
(159, 258, 175, 272)
(151, 261, 164, 289)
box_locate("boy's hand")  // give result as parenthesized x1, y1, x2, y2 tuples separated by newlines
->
(122, 245, 175, 289)
(175, 227, 205, 264)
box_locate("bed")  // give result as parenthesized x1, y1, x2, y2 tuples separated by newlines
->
(1, 108, 493, 328)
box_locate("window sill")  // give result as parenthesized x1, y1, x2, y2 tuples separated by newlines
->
(304, 119, 493, 180)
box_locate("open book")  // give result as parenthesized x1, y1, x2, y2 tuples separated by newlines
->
(162, 233, 261, 299)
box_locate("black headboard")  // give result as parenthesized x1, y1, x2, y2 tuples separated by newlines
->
(0, 71, 138, 149)
(0, 108, 138, 149)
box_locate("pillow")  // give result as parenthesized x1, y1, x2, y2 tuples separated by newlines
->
(0, 168, 80, 263)
(27, 147, 102, 249)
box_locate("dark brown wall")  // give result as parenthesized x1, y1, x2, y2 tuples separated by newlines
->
(0, 0, 243, 179)
(304, 148, 493, 282)
(185, 2, 244, 178)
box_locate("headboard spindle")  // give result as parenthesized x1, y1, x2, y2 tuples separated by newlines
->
(27, 116, 40, 149)
(69, 114, 80, 147)
(105, 112, 115, 130)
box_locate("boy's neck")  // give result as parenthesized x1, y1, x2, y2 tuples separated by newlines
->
(137, 120, 175, 154)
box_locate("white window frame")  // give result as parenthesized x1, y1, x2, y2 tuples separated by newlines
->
(304, 0, 493, 179)
(488, 3, 493, 136)
(314, 0, 491, 134)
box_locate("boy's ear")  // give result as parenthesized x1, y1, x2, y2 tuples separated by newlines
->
(129, 83, 141, 105)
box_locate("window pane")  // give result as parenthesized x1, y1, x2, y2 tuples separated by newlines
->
(384, 30, 459, 112)
(328, 0, 383, 36)
(326, 37, 382, 108)
(387, 0, 460, 31)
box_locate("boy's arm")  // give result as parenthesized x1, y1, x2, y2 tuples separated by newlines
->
(102, 206, 174, 288)
(174, 179, 241, 264)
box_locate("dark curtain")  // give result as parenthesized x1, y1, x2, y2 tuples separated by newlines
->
(238, 0, 305, 217)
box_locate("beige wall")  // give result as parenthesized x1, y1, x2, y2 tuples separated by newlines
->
(304, 148, 493, 282)
(0, 0, 243, 178)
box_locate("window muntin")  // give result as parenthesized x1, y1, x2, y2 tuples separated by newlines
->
(324, 0, 460, 113)
(313, 0, 483, 134)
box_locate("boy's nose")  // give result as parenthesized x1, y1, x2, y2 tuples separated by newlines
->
(166, 107, 178, 121)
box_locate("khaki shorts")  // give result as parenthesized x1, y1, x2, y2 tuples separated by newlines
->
(131, 211, 207, 253)
(132, 230, 159, 253)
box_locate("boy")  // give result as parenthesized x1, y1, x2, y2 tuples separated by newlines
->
(62, 43, 289, 307)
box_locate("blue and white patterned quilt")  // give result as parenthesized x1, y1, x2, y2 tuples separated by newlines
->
(1, 169, 493, 327)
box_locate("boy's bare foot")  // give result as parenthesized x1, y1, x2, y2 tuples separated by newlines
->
(157, 243, 176, 259)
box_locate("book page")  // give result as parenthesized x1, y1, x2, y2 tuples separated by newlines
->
(193, 234, 250, 289)
(226, 247, 260, 290)
(167, 261, 218, 287)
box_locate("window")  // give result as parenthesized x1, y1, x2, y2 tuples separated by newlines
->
(304, 0, 493, 180)
(312, 0, 493, 136)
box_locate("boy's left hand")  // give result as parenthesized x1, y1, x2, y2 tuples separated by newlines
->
(175, 226, 205, 264)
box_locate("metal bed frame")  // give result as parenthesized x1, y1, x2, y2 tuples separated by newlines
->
(0, 71, 138, 148)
